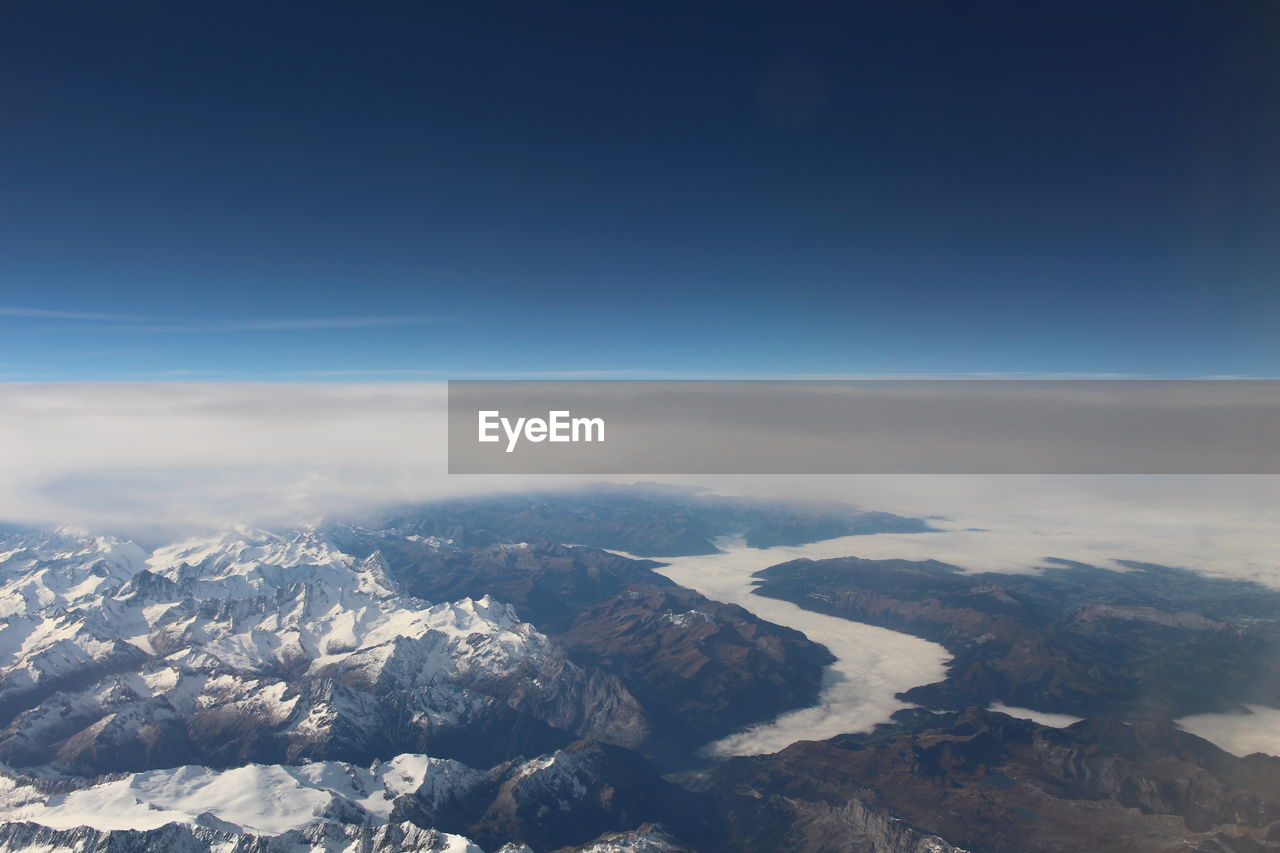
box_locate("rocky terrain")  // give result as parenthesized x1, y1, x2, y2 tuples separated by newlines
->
(703, 707, 1280, 852)
(0, 489, 845, 850)
(0, 738, 707, 852)
(354, 533, 834, 762)
(1, 488, 1278, 851)
(375, 484, 930, 557)
(751, 555, 1280, 719)
(0, 527, 646, 774)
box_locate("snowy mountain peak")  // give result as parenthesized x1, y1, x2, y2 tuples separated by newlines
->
(0, 521, 665, 852)
(425, 595, 521, 634)
(149, 526, 351, 574)
(0, 528, 148, 617)
(141, 527, 387, 602)
(0, 753, 486, 837)
(0, 523, 646, 793)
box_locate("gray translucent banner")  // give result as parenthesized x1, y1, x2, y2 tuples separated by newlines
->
(447, 380, 1280, 474)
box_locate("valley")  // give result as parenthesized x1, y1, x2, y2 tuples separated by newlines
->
(0, 487, 1277, 851)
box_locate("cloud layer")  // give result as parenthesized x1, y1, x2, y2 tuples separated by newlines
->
(1, 383, 1276, 590)
(647, 538, 950, 755)
(0, 383, 456, 537)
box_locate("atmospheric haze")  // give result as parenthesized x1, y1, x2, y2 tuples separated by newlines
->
(2, 382, 1276, 590)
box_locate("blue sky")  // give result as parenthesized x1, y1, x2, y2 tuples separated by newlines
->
(1, 1, 1277, 380)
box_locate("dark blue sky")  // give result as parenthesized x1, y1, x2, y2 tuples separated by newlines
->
(1, 1, 1277, 379)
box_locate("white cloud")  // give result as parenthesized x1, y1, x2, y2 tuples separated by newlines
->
(0, 383, 490, 537)
(1176, 705, 1280, 758)
(659, 473, 1280, 589)
(0, 383, 1276, 592)
(647, 538, 949, 755)
(988, 703, 1083, 728)
(2, 382, 1276, 761)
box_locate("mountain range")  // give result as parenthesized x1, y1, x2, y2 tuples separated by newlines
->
(0, 487, 1276, 851)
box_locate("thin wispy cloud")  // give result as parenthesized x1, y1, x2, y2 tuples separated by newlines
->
(113, 369, 224, 379)
(1, 307, 448, 333)
(273, 368, 681, 378)
(253, 369, 1276, 380)
(212, 316, 448, 331)
(275, 369, 446, 377)
(0, 306, 155, 321)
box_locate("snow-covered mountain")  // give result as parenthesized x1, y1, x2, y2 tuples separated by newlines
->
(0, 526, 648, 772)
(0, 514, 871, 851)
(0, 745, 689, 852)
(0, 753, 483, 835)
(0, 527, 148, 618)
(0, 525, 670, 852)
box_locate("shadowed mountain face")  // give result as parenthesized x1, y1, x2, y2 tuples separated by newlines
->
(374, 484, 931, 556)
(339, 533, 835, 764)
(750, 556, 1280, 720)
(0, 741, 706, 852)
(1, 487, 1277, 852)
(0, 529, 831, 777)
(557, 583, 833, 758)
(0, 489, 857, 851)
(703, 708, 1280, 853)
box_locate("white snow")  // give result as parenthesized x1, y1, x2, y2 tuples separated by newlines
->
(0, 523, 595, 826)
(0, 524, 555, 715)
(0, 754, 484, 836)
